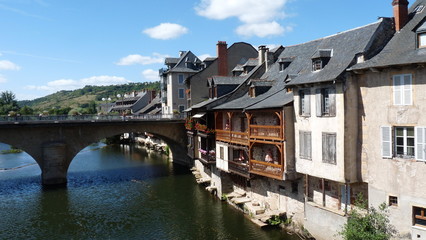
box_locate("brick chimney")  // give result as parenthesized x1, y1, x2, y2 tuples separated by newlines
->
(392, 0, 409, 31)
(217, 41, 228, 76)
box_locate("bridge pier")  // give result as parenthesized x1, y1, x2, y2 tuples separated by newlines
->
(41, 142, 69, 185)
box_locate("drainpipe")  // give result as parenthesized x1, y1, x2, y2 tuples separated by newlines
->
(344, 183, 349, 216)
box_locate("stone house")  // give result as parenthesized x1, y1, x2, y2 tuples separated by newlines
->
(187, 41, 258, 107)
(350, 0, 426, 239)
(160, 51, 203, 114)
(286, 17, 394, 239)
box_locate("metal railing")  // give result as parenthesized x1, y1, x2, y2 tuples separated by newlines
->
(0, 113, 185, 123)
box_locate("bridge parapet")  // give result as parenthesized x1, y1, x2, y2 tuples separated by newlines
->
(0, 113, 185, 124)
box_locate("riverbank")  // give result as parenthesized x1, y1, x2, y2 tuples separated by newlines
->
(190, 162, 311, 240)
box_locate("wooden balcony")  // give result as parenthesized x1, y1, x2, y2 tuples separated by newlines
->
(249, 125, 282, 140)
(228, 160, 250, 178)
(199, 150, 216, 164)
(215, 129, 249, 145)
(249, 160, 283, 180)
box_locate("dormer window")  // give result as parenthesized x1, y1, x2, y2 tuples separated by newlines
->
(279, 58, 293, 72)
(312, 59, 323, 71)
(311, 49, 332, 72)
(418, 32, 426, 48)
(416, 21, 426, 48)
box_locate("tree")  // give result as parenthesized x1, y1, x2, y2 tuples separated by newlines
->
(19, 105, 34, 115)
(0, 91, 20, 115)
(339, 194, 397, 240)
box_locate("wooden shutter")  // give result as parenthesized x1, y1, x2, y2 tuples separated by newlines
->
(393, 75, 402, 105)
(316, 88, 322, 117)
(415, 127, 426, 161)
(307, 132, 312, 159)
(328, 87, 336, 116)
(381, 126, 392, 158)
(403, 74, 412, 105)
(305, 90, 311, 116)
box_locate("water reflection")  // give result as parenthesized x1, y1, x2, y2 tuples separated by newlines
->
(0, 143, 300, 240)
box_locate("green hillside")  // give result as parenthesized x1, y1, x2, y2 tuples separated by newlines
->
(18, 82, 160, 113)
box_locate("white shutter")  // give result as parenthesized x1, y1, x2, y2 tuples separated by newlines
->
(381, 126, 392, 158)
(403, 74, 412, 105)
(393, 75, 402, 105)
(415, 127, 426, 161)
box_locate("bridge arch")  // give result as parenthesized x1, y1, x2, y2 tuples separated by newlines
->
(0, 119, 189, 185)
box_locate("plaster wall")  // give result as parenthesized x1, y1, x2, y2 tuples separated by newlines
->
(294, 83, 346, 182)
(356, 67, 426, 238)
(216, 142, 229, 172)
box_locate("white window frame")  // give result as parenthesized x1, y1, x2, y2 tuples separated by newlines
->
(393, 74, 412, 106)
(381, 126, 426, 161)
(178, 88, 185, 99)
(418, 32, 426, 48)
(394, 127, 415, 158)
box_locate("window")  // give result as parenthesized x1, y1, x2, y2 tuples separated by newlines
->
(322, 133, 336, 164)
(419, 33, 426, 48)
(178, 88, 185, 99)
(279, 62, 291, 71)
(178, 74, 184, 84)
(381, 126, 426, 160)
(395, 127, 415, 158)
(299, 90, 311, 116)
(393, 74, 412, 105)
(389, 196, 398, 206)
(178, 105, 185, 113)
(413, 206, 426, 228)
(316, 87, 336, 117)
(299, 131, 312, 159)
(312, 59, 322, 71)
(219, 146, 224, 159)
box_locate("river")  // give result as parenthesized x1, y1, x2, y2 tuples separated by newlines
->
(0, 143, 300, 240)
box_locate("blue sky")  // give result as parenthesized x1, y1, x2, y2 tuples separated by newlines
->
(0, 0, 396, 100)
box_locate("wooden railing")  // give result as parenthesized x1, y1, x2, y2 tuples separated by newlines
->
(250, 159, 283, 180)
(215, 129, 249, 145)
(228, 160, 250, 177)
(200, 152, 216, 163)
(249, 125, 282, 140)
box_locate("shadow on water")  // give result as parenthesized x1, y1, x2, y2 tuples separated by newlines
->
(0, 143, 301, 240)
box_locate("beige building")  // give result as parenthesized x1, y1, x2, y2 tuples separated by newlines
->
(287, 17, 394, 239)
(350, 0, 426, 239)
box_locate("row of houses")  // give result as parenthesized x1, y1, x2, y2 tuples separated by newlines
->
(160, 0, 426, 239)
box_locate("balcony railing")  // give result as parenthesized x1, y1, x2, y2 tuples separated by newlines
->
(250, 159, 283, 180)
(249, 125, 282, 140)
(198, 149, 215, 164)
(215, 129, 248, 145)
(228, 160, 250, 178)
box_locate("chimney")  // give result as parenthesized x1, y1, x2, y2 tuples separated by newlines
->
(258, 45, 266, 65)
(217, 41, 228, 76)
(392, 0, 409, 31)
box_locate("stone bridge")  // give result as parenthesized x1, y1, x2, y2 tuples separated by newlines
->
(0, 115, 189, 185)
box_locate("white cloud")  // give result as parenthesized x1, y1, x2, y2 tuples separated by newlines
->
(0, 60, 21, 70)
(198, 54, 213, 61)
(0, 74, 7, 83)
(142, 69, 159, 82)
(143, 23, 188, 40)
(195, 0, 290, 38)
(116, 53, 167, 66)
(236, 22, 292, 38)
(26, 75, 132, 93)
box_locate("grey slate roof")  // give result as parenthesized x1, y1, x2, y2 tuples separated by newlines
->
(246, 91, 293, 110)
(165, 58, 180, 64)
(278, 18, 394, 86)
(243, 58, 259, 67)
(209, 76, 246, 85)
(350, 0, 426, 70)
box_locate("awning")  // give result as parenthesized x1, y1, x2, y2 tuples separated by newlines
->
(192, 112, 206, 118)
